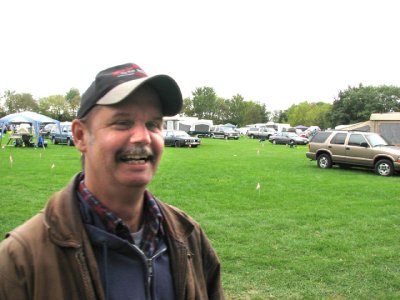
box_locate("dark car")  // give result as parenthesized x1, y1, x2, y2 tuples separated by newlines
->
(164, 130, 201, 147)
(210, 126, 240, 140)
(269, 132, 309, 145)
(306, 130, 400, 176)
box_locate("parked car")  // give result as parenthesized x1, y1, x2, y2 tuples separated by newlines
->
(41, 123, 56, 137)
(51, 123, 74, 146)
(164, 130, 201, 147)
(236, 127, 250, 135)
(268, 132, 309, 145)
(306, 130, 400, 176)
(247, 127, 276, 139)
(210, 126, 240, 140)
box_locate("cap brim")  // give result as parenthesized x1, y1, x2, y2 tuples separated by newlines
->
(96, 74, 182, 116)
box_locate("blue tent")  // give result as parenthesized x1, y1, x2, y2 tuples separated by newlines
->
(295, 125, 308, 130)
(0, 111, 60, 146)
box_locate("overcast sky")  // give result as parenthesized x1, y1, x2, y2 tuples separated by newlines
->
(1, 0, 399, 111)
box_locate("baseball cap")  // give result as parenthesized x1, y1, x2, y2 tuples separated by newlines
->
(77, 63, 183, 118)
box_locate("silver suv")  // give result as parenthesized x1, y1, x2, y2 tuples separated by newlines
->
(247, 127, 276, 139)
(51, 123, 74, 146)
(306, 130, 400, 176)
(210, 126, 240, 140)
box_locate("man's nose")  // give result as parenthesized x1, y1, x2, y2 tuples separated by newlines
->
(129, 124, 151, 144)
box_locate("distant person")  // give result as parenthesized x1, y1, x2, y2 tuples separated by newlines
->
(0, 63, 224, 299)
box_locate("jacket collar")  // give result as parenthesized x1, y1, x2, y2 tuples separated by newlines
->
(43, 173, 86, 247)
(43, 173, 195, 247)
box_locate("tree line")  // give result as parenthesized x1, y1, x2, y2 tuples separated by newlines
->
(0, 88, 80, 122)
(1, 84, 399, 129)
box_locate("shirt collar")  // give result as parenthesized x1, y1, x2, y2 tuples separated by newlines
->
(77, 175, 164, 256)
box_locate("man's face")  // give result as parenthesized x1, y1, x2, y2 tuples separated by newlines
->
(76, 85, 164, 190)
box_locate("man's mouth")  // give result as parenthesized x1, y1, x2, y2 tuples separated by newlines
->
(118, 148, 154, 164)
(119, 154, 152, 164)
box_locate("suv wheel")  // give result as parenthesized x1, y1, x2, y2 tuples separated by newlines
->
(317, 154, 332, 169)
(174, 141, 180, 147)
(52, 137, 58, 145)
(375, 159, 393, 176)
(67, 139, 72, 146)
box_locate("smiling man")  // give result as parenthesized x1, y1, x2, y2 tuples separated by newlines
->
(0, 63, 224, 300)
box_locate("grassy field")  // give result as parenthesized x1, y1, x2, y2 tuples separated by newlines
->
(1, 135, 399, 299)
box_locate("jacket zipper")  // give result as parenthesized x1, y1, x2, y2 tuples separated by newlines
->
(132, 245, 167, 299)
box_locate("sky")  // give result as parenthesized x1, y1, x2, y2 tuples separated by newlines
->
(1, 0, 400, 111)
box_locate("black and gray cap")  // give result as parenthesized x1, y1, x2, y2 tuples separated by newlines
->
(77, 63, 183, 118)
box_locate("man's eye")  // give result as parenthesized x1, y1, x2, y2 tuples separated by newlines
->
(114, 121, 131, 128)
(146, 121, 161, 131)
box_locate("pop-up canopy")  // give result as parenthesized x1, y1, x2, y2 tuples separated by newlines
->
(0, 111, 60, 146)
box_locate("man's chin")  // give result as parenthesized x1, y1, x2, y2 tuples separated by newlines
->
(121, 176, 153, 189)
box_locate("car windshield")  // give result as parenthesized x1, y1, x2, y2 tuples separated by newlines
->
(365, 133, 389, 146)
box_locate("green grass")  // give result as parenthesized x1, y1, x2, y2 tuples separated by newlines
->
(1, 135, 399, 299)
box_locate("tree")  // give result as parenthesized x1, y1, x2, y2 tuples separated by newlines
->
(214, 97, 229, 124)
(330, 84, 400, 127)
(192, 87, 218, 120)
(182, 97, 194, 116)
(4, 91, 38, 113)
(225, 94, 246, 126)
(242, 101, 268, 125)
(271, 110, 288, 123)
(286, 101, 332, 129)
(0, 91, 8, 117)
(65, 88, 80, 117)
(38, 95, 69, 121)
(184, 89, 269, 126)
(0, 105, 5, 118)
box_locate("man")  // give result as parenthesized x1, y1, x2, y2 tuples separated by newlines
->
(0, 63, 224, 299)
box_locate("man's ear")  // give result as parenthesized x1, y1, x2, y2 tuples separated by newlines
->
(72, 119, 88, 153)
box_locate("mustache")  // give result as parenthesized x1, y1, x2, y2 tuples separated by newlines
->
(117, 146, 154, 158)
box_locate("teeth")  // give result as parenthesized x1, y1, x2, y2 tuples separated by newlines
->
(125, 159, 147, 164)
(119, 148, 153, 164)
(127, 155, 145, 160)
(120, 155, 149, 163)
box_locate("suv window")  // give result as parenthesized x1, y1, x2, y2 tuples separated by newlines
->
(348, 134, 367, 146)
(330, 133, 347, 145)
(311, 131, 331, 143)
(365, 133, 389, 147)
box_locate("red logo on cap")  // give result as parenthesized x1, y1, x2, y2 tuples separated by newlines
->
(112, 64, 147, 78)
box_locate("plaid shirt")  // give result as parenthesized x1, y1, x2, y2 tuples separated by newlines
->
(78, 179, 164, 258)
